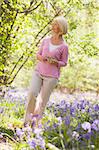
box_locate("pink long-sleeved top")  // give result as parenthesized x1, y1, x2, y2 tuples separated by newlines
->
(35, 37, 68, 79)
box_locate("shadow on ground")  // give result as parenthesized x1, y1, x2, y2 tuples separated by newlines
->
(0, 127, 14, 143)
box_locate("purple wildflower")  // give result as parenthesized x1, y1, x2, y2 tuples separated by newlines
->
(77, 103, 80, 109)
(39, 139, 46, 149)
(80, 103, 85, 110)
(83, 132, 91, 140)
(16, 128, 24, 137)
(57, 117, 62, 125)
(28, 139, 36, 149)
(82, 122, 91, 133)
(70, 106, 75, 116)
(22, 126, 32, 132)
(94, 104, 99, 111)
(34, 128, 43, 137)
(53, 123, 58, 128)
(91, 119, 99, 131)
(72, 131, 79, 140)
(60, 100, 65, 106)
(65, 116, 70, 125)
(76, 123, 81, 131)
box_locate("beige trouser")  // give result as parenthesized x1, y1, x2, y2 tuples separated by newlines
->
(24, 70, 58, 123)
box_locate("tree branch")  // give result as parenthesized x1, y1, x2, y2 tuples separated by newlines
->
(6, 11, 18, 41)
(4, 0, 42, 15)
(19, 1, 42, 15)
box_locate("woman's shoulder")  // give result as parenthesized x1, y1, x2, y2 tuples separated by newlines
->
(39, 36, 50, 45)
(62, 40, 68, 50)
(43, 36, 50, 41)
(40, 36, 50, 45)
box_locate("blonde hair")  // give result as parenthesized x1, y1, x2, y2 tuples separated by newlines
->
(54, 16, 68, 35)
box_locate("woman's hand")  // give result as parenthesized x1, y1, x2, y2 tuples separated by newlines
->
(47, 56, 58, 66)
(37, 55, 58, 66)
(37, 55, 47, 62)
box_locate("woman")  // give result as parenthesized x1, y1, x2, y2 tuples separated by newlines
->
(24, 16, 68, 126)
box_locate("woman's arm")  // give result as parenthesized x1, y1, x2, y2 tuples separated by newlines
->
(57, 46, 68, 67)
(46, 45, 68, 67)
(36, 39, 47, 62)
(37, 54, 47, 62)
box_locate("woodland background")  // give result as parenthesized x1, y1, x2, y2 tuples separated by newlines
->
(0, 0, 99, 93)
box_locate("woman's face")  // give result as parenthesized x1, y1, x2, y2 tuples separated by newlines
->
(51, 21, 61, 34)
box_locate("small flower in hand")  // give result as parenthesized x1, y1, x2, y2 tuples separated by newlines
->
(47, 56, 58, 66)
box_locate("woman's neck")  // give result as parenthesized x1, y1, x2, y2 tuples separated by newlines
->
(51, 33, 63, 45)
